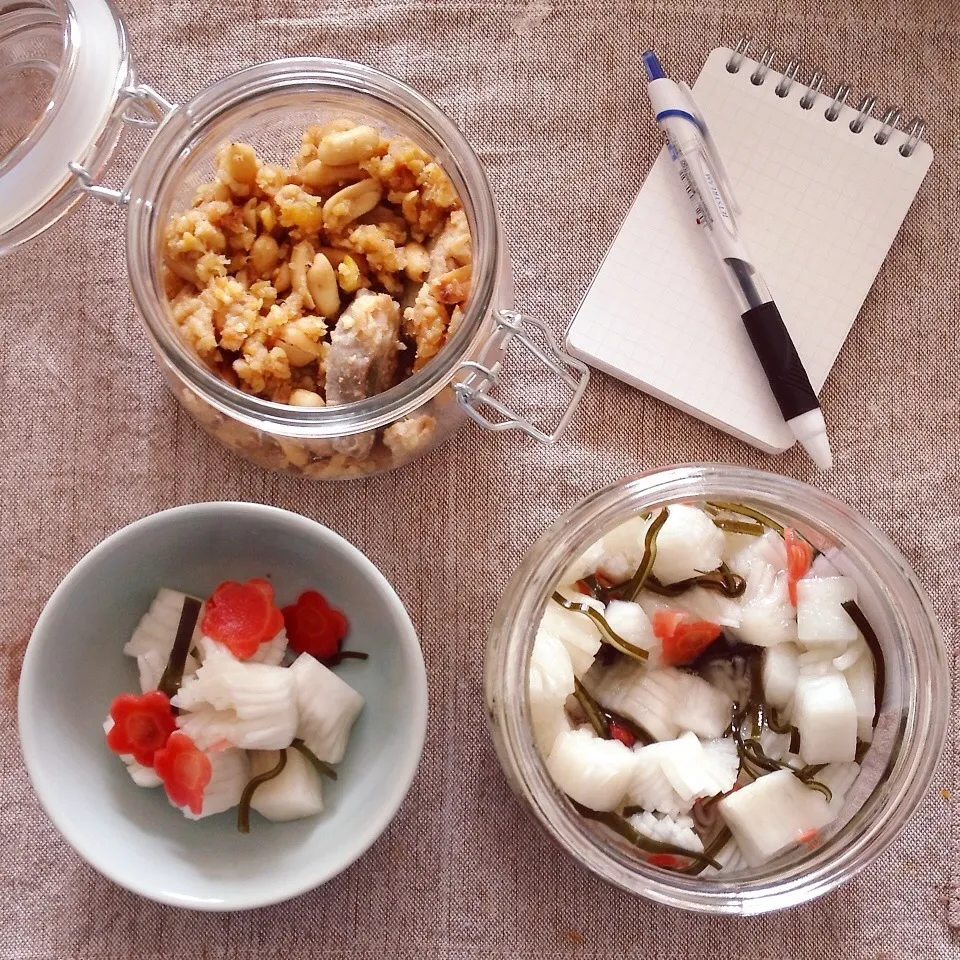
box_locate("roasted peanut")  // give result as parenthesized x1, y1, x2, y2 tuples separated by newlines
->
(216, 142, 259, 196)
(241, 198, 259, 232)
(306, 253, 340, 317)
(297, 160, 364, 190)
(290, 240, 316, 307)
(257, 201, 276, 232)
(256, 163, 288, 197)
(250, 234, 280, 277)
(274, 262, 291, 293)
(278, 315, 326, 367)
(323, 178, 382, 232)
(289, 388, 325, 407)
(316, 125, 381, 165)
(276, 437, 311, 468)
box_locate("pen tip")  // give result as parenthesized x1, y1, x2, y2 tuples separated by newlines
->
(803, 432, 833, 471)
(641, 50, 665, 81)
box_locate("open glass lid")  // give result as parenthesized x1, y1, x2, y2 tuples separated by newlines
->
(0, 0, 132, 252)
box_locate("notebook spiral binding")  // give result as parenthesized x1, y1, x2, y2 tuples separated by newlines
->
(725, 37, 925, 157)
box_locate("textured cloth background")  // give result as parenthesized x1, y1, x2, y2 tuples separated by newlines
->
(1, 0, 958, 957)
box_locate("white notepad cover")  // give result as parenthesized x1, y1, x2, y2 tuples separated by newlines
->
(566, 47, 933, 452)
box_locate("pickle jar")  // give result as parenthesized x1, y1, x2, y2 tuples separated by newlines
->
(484, 466, 949, 913)
(0, 0, 589, 479)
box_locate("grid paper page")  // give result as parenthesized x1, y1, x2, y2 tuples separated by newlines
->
(566, 46, 933, 452)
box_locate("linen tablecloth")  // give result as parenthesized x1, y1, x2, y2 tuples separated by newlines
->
(2, 0, 958, 956)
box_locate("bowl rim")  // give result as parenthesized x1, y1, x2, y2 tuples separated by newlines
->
(17, 500, 429, 911)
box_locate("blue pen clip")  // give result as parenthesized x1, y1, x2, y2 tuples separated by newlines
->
(676, 80, 742, 215)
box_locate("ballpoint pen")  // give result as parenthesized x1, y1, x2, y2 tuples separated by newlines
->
(641, 49, 833, 471)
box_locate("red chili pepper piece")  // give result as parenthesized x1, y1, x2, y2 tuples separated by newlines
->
(282, 589, 349, 661)
(105, 691, 177, 767)
(647, 853, 685, 870)
(652, 609, 722, 666)
(608, 721, 636, 748)
(784, 527, 814, 607)
(201, 579, 284, 659)
(153, 731, 212, 815)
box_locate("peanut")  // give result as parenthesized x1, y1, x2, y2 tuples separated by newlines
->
(323, 178, 382, 232)
(274, 262, 291, 293)
(289, 240, 316, 307)
(249, 234, 279, 277)
(306, 253, 340, 318)
(217, 142, 259, 196)
(297, 160, 364, 190)
(316, 125, 381, 165)
(289, 388, 325, 407)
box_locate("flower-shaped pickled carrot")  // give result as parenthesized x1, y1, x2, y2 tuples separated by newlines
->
(282, 590, 349, 661)
(105, 691, 177, 767)
(652, 609, 722, 666)
(153, 732, 212, 815)
(201, 578, 284, 659)
(784, 527, 814, 606)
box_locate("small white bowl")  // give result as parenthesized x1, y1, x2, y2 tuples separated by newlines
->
(18, 502, 428, 911)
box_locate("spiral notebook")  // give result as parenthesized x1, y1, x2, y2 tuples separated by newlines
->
(566, 43, 934, 453)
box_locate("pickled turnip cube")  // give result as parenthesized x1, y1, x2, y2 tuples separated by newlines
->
(628, 741, 692, 815)
(183, 748, 250, 820)
(559, 539, 604, 586)
(796, 577, 858, 644)
(585, 659, 679, 742)
(842, 649, 876, 742)
(793, 670, 857, 764)
(546, 728, 636, 811)
(627, 733, 736, 815)
(628, 810, 704, 853)
(528, 630, 575, 755)
(587, 663, 732, 743)
(249, 747, 324, 821)
(726, 529, 789, 579)
(718, 769, 833, 867)
(595, 516, 652, 583)
(539, 594, 604, 678)
(651, 504, 725, 585)
(762, 643, 800, 710)
(604, 600, 656, 648)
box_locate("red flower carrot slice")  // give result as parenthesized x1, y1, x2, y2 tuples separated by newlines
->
(153, 732, 212, 815)
(201, 579, 283, 659)
(784, 527, 814, 606)
(653, 609, 722, 666)
(282, 590, 349, 661)
(105, 691, 177, 767)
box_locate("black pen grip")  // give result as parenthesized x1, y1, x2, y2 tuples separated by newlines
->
(740, 301, 819, 421)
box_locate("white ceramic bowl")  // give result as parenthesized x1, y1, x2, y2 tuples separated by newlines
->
(18, 502, 428, 910)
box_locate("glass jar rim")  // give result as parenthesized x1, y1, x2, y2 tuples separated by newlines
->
(484, 464, 949, 914)
(125, 57, 501, 436)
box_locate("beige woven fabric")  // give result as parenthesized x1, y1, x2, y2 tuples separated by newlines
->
(2, 0, 958, 956)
